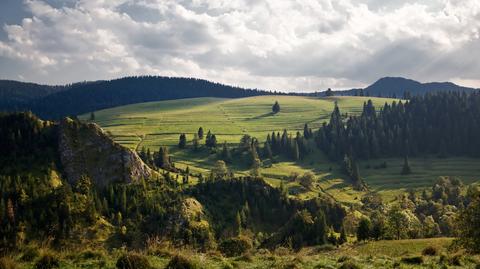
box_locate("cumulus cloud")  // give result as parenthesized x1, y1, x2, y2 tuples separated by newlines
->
(0, 0, 479, 91)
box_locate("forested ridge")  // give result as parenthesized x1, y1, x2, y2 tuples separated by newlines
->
(316, 91, 480, 161)
(0, 76, 275, 119)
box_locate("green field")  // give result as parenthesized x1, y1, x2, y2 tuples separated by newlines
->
(81, 95, 480, 202)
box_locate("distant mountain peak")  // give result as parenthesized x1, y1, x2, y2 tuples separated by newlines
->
(334, 77, 478, 97)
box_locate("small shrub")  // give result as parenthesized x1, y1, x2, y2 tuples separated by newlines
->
(0, 257, 17, 269)
(21, 246, 40, 261)
(422, 246, 438, 256)
(80, 249, 105, 260)
(34, 253, 60, 269)
(116, 253, 151, 269)
(448, 254, 463, 266)
(401, 256, 423, 264)
(218, 236, 252, 257)
(165, 255, 199, 269)
(475, 263, 480, 269)
(338, 261, 361, 269)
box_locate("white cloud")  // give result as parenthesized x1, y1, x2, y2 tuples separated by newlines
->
(0, 0, 479, 91)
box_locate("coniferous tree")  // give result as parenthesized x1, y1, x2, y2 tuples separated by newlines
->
(192, 133, 199, 151)
(263, 141, 273, 160)
(401, 156, 412, 175)
(272, 101, 280, 114)
(220, 142, 231, 163)
(339, 224, 348, 245)
(357, 218, 371, 241)
(178, 133, 187, 149)
(198, 127, 204, 139)
(89, 112, 95, 121)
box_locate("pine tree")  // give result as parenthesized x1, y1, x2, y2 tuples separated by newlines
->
(303, 123, 311, 139)
(272, 101, 280, 114)
(314, 211, 328, 245)
(263, 141, 273, 160)
(192, 133, 199, 151)
(339, 224, 348, 245)
(221, 142, 231, 163)
(178, 133, 187, 149)
(401, 156, 412, 175)
(235, 211, 242, 235)
(357, 218, 371, 241)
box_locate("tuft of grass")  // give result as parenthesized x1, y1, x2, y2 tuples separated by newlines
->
(34, 253, 60, 269)
(0, 257, 17, 269)
(20, 246, 40, 262)
(116, 253, 151, 269)
(421, 246, 438, 256)
(165, 254, 200, 269)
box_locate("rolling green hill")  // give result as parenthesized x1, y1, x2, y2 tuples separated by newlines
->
(81, 95, 480, 202)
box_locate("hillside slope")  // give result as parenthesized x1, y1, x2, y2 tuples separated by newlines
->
(0, 76, 274, 119)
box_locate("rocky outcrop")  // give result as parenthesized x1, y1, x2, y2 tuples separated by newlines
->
(58, 118, 156, 188)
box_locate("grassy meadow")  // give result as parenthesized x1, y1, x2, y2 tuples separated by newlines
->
(7, 237, 480, 269)
(81, 95, 480, 202)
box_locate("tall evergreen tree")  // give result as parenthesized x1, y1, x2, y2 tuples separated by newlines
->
(272, 101, 280, 114)
(401, 156, 412, 175)
(178, 133, 187, 149)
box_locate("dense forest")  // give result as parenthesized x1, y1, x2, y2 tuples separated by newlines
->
(316, 91, 480, 162)
(0, 76, 276, 119)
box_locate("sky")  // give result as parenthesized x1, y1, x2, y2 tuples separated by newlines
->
(0, 0, 479, 92)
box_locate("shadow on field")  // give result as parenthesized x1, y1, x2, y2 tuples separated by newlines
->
(247, 112, 275, 120)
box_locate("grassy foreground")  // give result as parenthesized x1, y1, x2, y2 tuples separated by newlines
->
(6, 238, 480, 268)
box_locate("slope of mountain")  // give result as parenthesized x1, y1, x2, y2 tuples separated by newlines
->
(0, 76, 274, 119)
(58, 117, 157, 187)
(0, 80, 64, 110)
(334, 77, 478, 97)
(0, 112, 156, 187)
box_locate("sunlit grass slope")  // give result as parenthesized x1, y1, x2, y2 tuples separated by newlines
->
(81, 95, 480, 202)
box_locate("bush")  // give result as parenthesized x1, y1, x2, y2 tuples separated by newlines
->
(0, 257, 17, 269)
(116, 253, 151, 269)
(400, 256, 423, 264)
(338, 261, 361, 269)
(218, 236, 252, 257)
(34, 253, 60, 269)
(422, 246, 438, 256)
(21, 246, 40, 261)
(448, 254, 463, 266)
(79, 249, 105, 260)
(165, 255, 199, 269)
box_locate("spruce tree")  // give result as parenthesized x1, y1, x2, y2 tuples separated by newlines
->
(178, 133, 187, 149)
(339, 224, 348, 245)
(221, 142, 231, 163)
(263, 141, 273, 160)
(192, 133, 199, 151)
(272, 101, 280, 114)
(401, 155, 412, 175)
(357, 218, 371, 241)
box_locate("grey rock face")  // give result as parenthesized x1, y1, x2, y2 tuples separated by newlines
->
(58, 118, 155, 187)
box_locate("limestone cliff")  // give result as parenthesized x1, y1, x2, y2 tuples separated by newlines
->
(58, 118, 155, 187)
